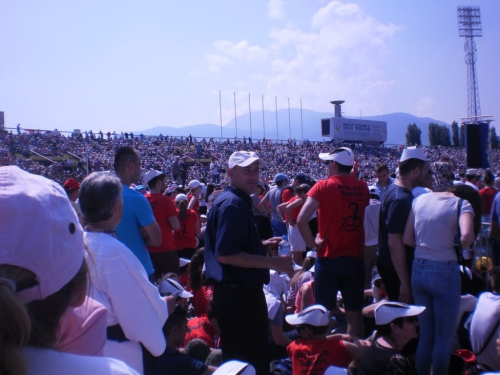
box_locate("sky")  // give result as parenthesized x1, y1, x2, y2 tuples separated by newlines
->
(1, 0, 499, 134)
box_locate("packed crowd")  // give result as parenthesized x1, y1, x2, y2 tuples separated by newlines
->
(4, 127, 500, 375)
(2, 128, 500, 187)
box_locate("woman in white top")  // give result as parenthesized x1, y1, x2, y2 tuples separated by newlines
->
(403, 191, 475, 375)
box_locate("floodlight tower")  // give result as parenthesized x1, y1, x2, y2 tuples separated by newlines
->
(457, 6, 482, 118)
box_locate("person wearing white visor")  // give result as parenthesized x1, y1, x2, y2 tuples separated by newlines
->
(286, 305, 368, 375)
(357, 301, 425, 374)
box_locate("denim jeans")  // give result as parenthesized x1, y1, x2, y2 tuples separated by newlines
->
(271, 220, 287, 238)
(412, 258, 461, 375)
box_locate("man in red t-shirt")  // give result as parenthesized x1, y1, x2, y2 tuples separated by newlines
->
(297, 147, 369, 338)
(480, 171, 497, 218)
(285, 305, 367, 375)
(144, 169, 181, 280)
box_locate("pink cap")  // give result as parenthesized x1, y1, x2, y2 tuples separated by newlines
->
(0, 166, 85, 303)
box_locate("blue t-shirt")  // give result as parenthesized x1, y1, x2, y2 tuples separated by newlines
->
(491, 193, 500, 223)
(377, 183, 414, 269)
(205, 186, 270, 288)
(115, 184, 156, 275)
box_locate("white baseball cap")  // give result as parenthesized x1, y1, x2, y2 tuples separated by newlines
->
(175, 193, 188, 202)
(143, 168, 164, 185)
(158, 278, 193, 298)
(285, 304, 330, 327)
(400, 146, 427, 162)
(369, 186, 380, 197)
(318, 147, 354, 166)
(466, 168, 478, 176)
(374, 301, 426, 325)
(306, 250, 317, 258)
(188, 180, 202, 189)
(228, 151, 265, 169)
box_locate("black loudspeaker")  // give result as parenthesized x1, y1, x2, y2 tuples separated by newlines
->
(466, 123, 489, 169)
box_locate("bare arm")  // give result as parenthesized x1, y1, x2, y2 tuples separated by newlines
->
(460, 212, 475, 249)
(402, 209, 416, 248)
(188, 196, 198, 210)
(143, 221, 162, 246)
(276, 202, 288, 221)
(270, 324, 292, 347)
(168, 216, 180, 231)
(217, 252, 293, 276)
(388, 233, 411, 303)
(297, 196, 320, 249)
(286, 198, 303, 226)
(258, 193, 270, 212)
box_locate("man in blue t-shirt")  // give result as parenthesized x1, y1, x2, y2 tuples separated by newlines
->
(377, 147, 428, 303)
(114, 146, 161, 279)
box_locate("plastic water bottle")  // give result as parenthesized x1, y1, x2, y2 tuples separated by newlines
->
(278, 235, 290, 256)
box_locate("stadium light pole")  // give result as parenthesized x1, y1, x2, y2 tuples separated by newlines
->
(219, 91, 223, 139)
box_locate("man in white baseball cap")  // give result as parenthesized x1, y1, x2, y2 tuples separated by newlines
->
(297, 146, 370, 338)
(377, 146, 428, 304)
(204, 150, 293, 374)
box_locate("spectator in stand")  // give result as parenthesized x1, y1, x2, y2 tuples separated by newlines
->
(144, 168, 181, 280)
(63, 177, 83, 219)
(412, 168, 435, 198)
(377, 146, 428, 303)
(188, 180, 203, 215)
(470, 266, 500, 371)
(465, 168, 480, 191)
(358, 302, 425, 375)
(198, 179, 208, 216)
(171, 156, 182, 185)
(251, 180, 272, 241)
(80, 172, 171, 374)
(174, 194, 201, 260)
(480, 171, 497, 221)
(260, 173, 290, 237)
(0, 166, 138, 375)
(209, 158, 221, 184)
(363, 186, 381, 289)
(113, 146, 161, 281)
(374, 164, 393, 202)
(287, 253, 316, 313)
(286, 305, 368, 374)
(185, 299, 221, 349)
(297, 147, 369, 338)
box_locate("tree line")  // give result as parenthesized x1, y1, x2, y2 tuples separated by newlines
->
(405, 121, 499, 149)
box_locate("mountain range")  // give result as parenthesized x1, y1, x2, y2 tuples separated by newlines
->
(137, 109, 453, 145)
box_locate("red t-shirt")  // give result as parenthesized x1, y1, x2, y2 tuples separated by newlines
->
(174, 208, 198, 250)
(282, 188, 294, 204)
(287, 196, 303, 223)
(307, 175, 369, 258)
(287, 338, 352, 374)
(188, 194, 200, 214)
(479, 187, 497, 216)
(194, 285, 213, 317)
(184, 315, 216, 348)
(145, 193, 178, 253)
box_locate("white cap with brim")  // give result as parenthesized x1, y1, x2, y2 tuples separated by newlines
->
(188, 180, 202, 189)
(228, 151, 265, 169)
(175, 194, 188, 202)
(466, 168, 478, 176)
(318, 147, 354, 166)
(143, 168, 164, 185)
(285, 304, 330, 327)
(400, 146, 427, 162)
(374, 301, 426, 325)
(213, 360, 256, 375)
(179, 258, 191, 268)
(158, 278, 193, 299)
(306, 250, 317, 258)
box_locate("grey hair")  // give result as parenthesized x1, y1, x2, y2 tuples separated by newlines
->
(79, 172, 123, 223)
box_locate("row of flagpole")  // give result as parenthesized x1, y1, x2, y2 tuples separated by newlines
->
(219, 91, 304, 141)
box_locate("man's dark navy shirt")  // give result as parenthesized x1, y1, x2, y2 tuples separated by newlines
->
(377, 183, 414, 270)
(205, 185, 270, 288)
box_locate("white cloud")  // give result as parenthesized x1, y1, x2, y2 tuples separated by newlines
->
(414, 96, 436, 117)
(205, 0, 402, 115)
(267, 0, 285, 19)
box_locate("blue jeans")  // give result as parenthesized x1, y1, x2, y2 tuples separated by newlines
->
(412, 258, 461, 375)
(271, 220, 287, 238)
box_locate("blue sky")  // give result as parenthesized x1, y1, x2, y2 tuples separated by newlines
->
(1, 0, 499, 133)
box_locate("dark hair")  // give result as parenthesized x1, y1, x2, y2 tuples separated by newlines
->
(294, 184, 310, 195)
(163, 305, 188, 337)
(205, 184, 215, 201)
(147, 174, 166, 189)
(176, 199, 188, 221)
(207, 298, 217, 321)
(376, 164, 389, 174)
(450, 185, 482, 237)
(79, 172, 123, 223)
(376, 317, 405, 336)
(113, 146, 139, 174)
(484, 171, 495, 185)
(299, 324, 328, 335)
(489, 267, 500, 292)
(398, 159, 426, 177)
(189, 248, 205, 292)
